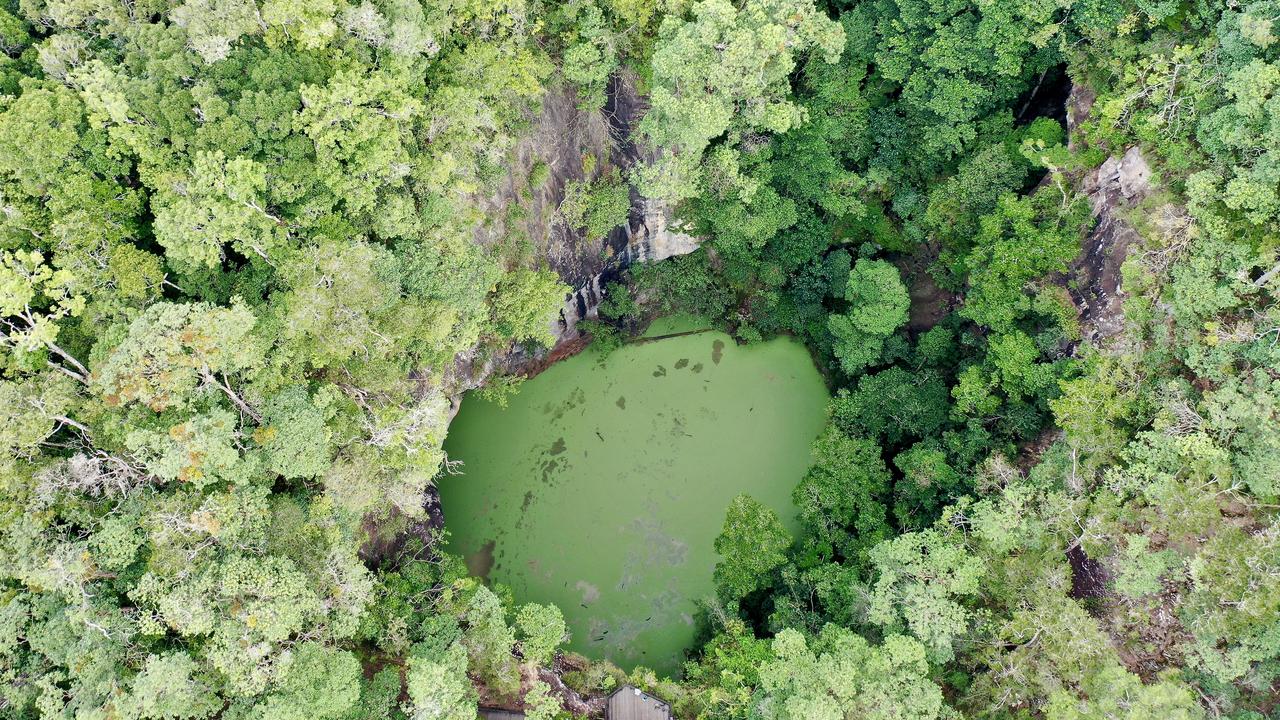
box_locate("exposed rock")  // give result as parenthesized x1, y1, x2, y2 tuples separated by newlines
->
(437, 71, 702, 418)
(357, 484, 445, 570)
(464, 71, 699, 387)
(1067, 543, 1111, 604)
(1065, 83, 1096, 151)
(1071, 145, 1152, 343)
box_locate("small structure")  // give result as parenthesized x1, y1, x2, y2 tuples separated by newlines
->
(607, 685, 672, 720)
(479, 710, 524, 720)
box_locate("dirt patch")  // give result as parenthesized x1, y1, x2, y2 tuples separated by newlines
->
(1067, 544, 1110, 603)
(358, 484, 446, 570)
(891, 243, 956, 333)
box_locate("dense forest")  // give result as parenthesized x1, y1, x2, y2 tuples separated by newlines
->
(0, 0, 1277, 717)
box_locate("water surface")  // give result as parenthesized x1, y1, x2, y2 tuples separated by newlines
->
(440, 317, 828, 675)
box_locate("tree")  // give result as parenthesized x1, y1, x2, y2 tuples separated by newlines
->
(125, 408, 253, 489)
(488, 268, 569, 347)
(171, 0, 262, 63)
(127, 652, 221, 720)
(959, 193, 1084, 334)
(827, 258, 909, 376)
(636, 0, 844, 200)
(259, 643, 362, 720)
(1044, 663, 1204, 720)
(405, 642, 477, 720)
(258, 386, 335, 480)
(754, 626, 944, 720)
(515, 603, 566, 665)
(867, 530, 984, 664)
(152, 151, 288, 269)
(830, 367, 949, 446)
(295, 68, 422, 219)
(0, 250, 88, 379)
(524, 681, 562, 720)
(892, 441, 967, 528)
(792, 426, 891, 563)
(713, 494, 792, 603)
(93, 300, 265, 415)
(454, 585, 521, 695)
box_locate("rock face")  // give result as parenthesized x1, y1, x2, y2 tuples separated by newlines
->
(1071, 145, 1152, 342)
(447, 72, 700, 403)
(473, 71, 698, 353)
(1066, 82, 1154, 344)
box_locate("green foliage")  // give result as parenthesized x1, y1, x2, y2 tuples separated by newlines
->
(516, 603, 567, 666)
(792, 426, 891, 564)
(636, 0, 844, 201)
(713, 494, 792, 603)
(260, 644, 361, 720)
(755, 626, 944, 720)
(867, 530, 984, 664)
(127, 652, 221, 720)
(405, 642, 477, 720)
(629, 250, 734, 323)
(831, 367, 949, 446)
(959, 192, 1088, 335)
(560, 169, 632, 240)
(1044, 663, 1205, 720)
(827, 258, 909, 376)
(681, 618, 772, 718)
(490, 269, 571, 347)
(1, 0, 1277, 717)
(524, 680, 564, 720)
(1113, 534, 1176, 600)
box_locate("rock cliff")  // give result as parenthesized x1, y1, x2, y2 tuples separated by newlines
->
(444, 72, 700, 406)
(475, 71, 698, 351)
(1066, 85, 1156, 344)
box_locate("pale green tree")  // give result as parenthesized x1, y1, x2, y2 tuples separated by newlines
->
(405, 642, 478, 720)
(636, 0, 844, 200)
(754, 626, 944, 720)
(867, 530, 984, 664)
(515, 603, 566, 666)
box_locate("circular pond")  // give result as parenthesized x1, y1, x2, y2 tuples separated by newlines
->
(439, 317, 828, 675)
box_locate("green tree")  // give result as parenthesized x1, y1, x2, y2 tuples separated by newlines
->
(127, 652, 221, 720)
(754, 626, 944, 720)
(636, 0, 844, 200)
(792, 426, 891, 563)
(830, 367, 949, 446)
(93, 300, 264, 415)
(867, 530, 984, 664)
(827, 258, 909, 376)
(713, 494, 792, 603)
(260, 644, 362, 720)
(405, 642, 478, 720)
(515, 603, 566, 666)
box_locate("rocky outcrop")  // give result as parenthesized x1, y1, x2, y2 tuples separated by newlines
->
(465, 72, 697, 382)
(1070, 145, 1152, 343)
(1064, 82, 1155, 344)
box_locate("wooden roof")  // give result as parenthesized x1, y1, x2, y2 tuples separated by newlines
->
(607, 685, 672, 720)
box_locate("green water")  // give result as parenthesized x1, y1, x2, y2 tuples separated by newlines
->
(439, 317, 829, 676)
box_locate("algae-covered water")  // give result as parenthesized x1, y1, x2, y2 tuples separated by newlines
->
(439, 317, 828, 676)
